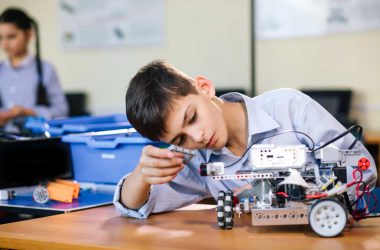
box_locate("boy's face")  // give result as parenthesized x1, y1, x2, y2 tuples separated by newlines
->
(161, 77, 228, 150)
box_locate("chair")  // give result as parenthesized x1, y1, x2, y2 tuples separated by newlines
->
(216, 88, 247, 97)
(65, 92, 90, 117)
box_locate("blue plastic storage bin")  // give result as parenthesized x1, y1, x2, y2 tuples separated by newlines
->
(62, 130, 167, 184)
(369, 187, 380, 213)
(25, 114, 131, 136)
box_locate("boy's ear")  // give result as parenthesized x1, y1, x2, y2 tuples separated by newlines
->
(194, 76, 215, 98)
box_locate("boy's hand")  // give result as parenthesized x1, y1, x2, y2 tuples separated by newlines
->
(138, 145, 185, 185)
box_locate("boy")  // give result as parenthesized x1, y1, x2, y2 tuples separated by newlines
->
(114, 60, 377, 219)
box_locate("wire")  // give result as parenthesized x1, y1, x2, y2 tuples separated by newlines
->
(224, 130, 315, 168)
(276, 192, 288, 198)
(305, 193, 328, 199)
(217, 124, 377, 219)
(348, 176, 378, 221)
(312, 125, 363, 152)
(348, 125, 363, 149)
(347, 168, 363, 187)
(350, 181, 367, 206)
(352, 190, 376, 221)
(223, 125, 363, 168)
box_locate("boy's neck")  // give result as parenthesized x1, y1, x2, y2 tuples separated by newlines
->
(221, 100, 248, 156)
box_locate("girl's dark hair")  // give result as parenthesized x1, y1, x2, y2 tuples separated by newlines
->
(0, 8, 49, 107)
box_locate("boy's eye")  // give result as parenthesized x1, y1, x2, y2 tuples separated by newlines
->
(189, 112, 197, 124)
(178, 135, 185, 146)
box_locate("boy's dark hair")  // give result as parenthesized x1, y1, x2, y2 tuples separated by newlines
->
(126, 60, 197, 141)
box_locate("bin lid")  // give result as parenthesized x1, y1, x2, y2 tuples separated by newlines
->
(25, 114, 131, 136)
(62, 129, 166, 149)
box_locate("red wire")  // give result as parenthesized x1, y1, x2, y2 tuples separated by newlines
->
(306, 194, 328, 199)
(276, 192, 288, 197)
(350, 168, 378, 220)
(274, 168, 377, 220)
(347, 168, 363, 187)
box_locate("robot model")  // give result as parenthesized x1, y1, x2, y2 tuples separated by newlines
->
(198, 130, 377, 238)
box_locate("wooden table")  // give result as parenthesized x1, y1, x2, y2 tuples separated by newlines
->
(0, 204, 380, 250)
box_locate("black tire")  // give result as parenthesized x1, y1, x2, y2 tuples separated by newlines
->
(217, 191, 226, 229)
(224, 190, 234, 229)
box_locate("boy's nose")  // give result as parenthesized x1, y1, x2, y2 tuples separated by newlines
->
(191, 128, 204, 143)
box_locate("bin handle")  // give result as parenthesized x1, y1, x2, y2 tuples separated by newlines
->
(86, 139, 119, 149)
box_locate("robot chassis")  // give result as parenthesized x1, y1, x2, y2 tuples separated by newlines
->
(199, 143, 375, 237)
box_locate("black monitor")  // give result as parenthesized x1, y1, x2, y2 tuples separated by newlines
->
(0, 137, 73, 188)
(65, 92, 90, 117)
(301, 89, 352, 119)
(216, 88, 247, 97)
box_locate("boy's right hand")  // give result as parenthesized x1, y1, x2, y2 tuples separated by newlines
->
(137, 145, 185, 185)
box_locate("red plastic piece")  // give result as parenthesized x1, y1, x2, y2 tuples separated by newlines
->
(358, 157, 370, 170)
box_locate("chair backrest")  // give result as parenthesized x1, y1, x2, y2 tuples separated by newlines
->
(65, 92, 90, 117)
(216, 88, 247, 97)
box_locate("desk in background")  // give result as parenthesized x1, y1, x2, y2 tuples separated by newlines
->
(0, 204, 380, 250)
(0, 185, 114, 217)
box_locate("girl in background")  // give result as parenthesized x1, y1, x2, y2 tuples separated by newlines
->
(0, 8, 68, 129)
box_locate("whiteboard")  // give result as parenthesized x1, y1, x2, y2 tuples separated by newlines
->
(59, 0, 165, 49)
(255, 0, 380, 40)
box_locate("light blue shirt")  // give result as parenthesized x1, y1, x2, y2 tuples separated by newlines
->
(113, 88, 377, 218)
(0, 55, 68, 119)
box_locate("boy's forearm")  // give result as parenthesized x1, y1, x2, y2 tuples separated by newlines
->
(120, 164, 151, 210)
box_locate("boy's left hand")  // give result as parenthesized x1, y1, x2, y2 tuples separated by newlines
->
(138, 145, 186, 185)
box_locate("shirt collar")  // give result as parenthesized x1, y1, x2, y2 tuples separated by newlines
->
(4, 54, 34, 69)
(204, 92, 280, 161)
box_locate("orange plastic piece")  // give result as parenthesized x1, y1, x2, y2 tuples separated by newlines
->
(54, 179, 80, 199)
(47, 182, 75, 203)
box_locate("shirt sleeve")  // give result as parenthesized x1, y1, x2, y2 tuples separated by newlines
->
(113, 155, 211, 219)
(113, 173, 158, 219)
(295, 97, 377, 190)
(34, 64, 68, 119)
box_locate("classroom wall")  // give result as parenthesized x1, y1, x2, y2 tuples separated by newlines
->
(256, 31, 380, 131)
(0, 0, 251, 114)
(1, 1, 380, 131)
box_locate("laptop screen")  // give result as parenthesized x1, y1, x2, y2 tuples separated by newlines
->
(0, 137, 73, 188)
